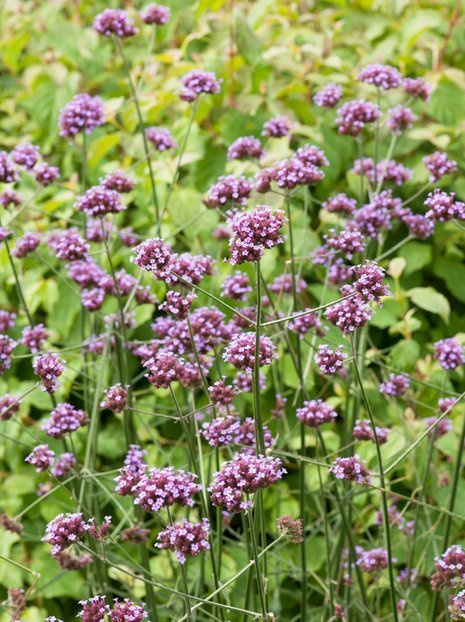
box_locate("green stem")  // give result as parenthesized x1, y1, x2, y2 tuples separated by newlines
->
(246, 506, 268, 620)
(350, 334, 398, 621)
(114, 37, 160, 234)
(4, 239, 33, 327)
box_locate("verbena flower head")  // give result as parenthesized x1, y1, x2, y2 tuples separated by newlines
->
(402, 212, 434, 239)
(227, 136, 265, 161)
(77, 595, 109, 622)
(25, 444, 55, 472)
(0, 393, 20, 420)
(289, 309, 324, 338)
(94, 9, 138, 37)
(12, 232, 41, 258)
(336, 99, 380, 135)
(379, 373, 409, 397)
(21, 324, 48, 353)
(313, 83, 342, 107)
(33, 353, 65, 393)
(42, 403, 88, 438)
(59, 93, 105, 138)
(375, 159, 412, 186)
(296, 399, 337, 428)
(131, 237, 173, 276)
(357, 63, 402, 89)
(43, 512, 88, 555)
(109, 599, 148, 622)
(387, 105, 416, 135)
(424, 151, 457, 182)
(140, 3, 170, 25)
(353, 419, 389, 444)
(133, 467, 201, 512)
(295, 144, 329, 168)
(403, 76, 431, 100)
(204, 175, 252, 209)
(277, 515, 303, 542)
(424, 190, 461, 222)
(201, 415, 240, 446)
(75, 186, 124, 217)
(34, 162, 59, 186)
(0, 513, 23, 534)
(100, 170, 135, 193)
(235, 417, 274, 450)
(0, 189, 21, 209)
(325, 295, 373, 334)
(329, 455, 369, 484)
(254, 167, 274, 193)
(323, 193, 356, 215)
(144, 351, 186, 388)
(325, 227, 366, 259)
(221, 271, 252, 300)
(434, 338, 465, 370)
(209, 454, 286, 512)
(0, 334, 16, 374)
(115, 445, 147, 496)
(101, 383, 129, 413)
(0, 310, 16, 331)
(449, 590, 465, 621)
(50, 228, 89, 261)
(156, 518, 210, 564)
(356, 547, 390, 573)
(146, 126, 177, 151)
(424, 416, 452, 441)
(431, 545, 465, 591)
(11, 143, 40, 169)
(180, 70, 221, 101)
(0, 152, 18, 183)
(439, 397, 457, 413)
(353, 261, 390, 302)
(228, 206, 286, 264)
(315, 345, 347, 375)
(208, 377, 237, 405)
(223, 332, 276, 370)
(269, 274, 307, 295)
(272, 157, 324, 188)
(262, 116, 291, 138)
(120, 226, 138, 247)
(51, 452, 77, 478)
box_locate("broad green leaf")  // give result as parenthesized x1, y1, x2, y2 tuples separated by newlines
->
(407, 287, 450, 322)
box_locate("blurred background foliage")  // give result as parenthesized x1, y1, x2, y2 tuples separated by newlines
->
(1, 0, 465, 619)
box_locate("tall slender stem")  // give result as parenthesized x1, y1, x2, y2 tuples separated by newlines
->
(114, 37, 160, 234)
(350, 334, 398, 621)
(4, 239, 33, 327)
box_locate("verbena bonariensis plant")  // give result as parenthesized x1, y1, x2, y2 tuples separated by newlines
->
(1, 5, 465, 622)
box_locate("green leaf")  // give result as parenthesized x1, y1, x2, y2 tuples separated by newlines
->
(429, 78, 465, 126)
(407, 287, 450, 322)
(389, 339, 420, 371)
(433, 257, 465, 303)
(235, 15, 262, 66)
(399, 241, 432, 275)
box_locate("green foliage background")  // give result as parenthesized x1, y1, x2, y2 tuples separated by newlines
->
(1, 0, 465, 620)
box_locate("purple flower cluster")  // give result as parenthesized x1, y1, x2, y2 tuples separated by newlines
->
(33, 353, 65, 393)
(357, 63, 402, 89)
(100, 170, 135, 193)
(94, 9, 138, 38)
(313, 83, 342, 108)
(51, 452, 77, 478)
(325, 227, 365, 259)
(115, 445, 147, 496)
(424, 190, 465, 222)
(336, 99, 380, 135)
(329, 455, 370, 484)
(356, 547, 390, 573)
(289, 309, 324, 337)
(59, 94, 105, 138)
(0, 310, 16, 331)
(140, 3, 170, 25)
(205, 175, 252, 209)
(101, 383, 129, 413)
(75, 186, 124, 217)
(77, 595, 109, 622)
(223, 332, 276, 370)
(425, 416, 452, 441)
(227, 136, 265, 161)
(323, 193, 356, 215)
(352, 261, 390, 303)
(296, 399, 337, 428)
(449, 590, 465, 621)
(387, 105, 416, 135)
(431, 545, 465, 591)
(276, 515, 303, 543)
(0, 334, 16, 374)
(146, 126, 177, 151)
(228, 206, 286, 264)
(180, 70, 221, 101)
(326, 295, 372, 334)
(34, 162, 60, 186)
(379, 373, 409, 397)
(314, 345, 347, 375)
(262, 116, 291, 138)
(12, 143, 40, 169)
(202, 416, 240, 446)
(133, 467, 200, 512)
(43, 512, 88, 555)
(157, 518, 210, 563)
(434, 338, 465, 370)
(403, 77, 431, 100)
(0, 152, 18, 183)
(353, 419, 389, 444)
(110, 599, 148, 622)
(423, 151, 457, 182)
(272, 157, 324, 189)
(209, 454, 285, 512)
(12, 232, 41, 258)
(208, 377, 237, 405)
(221, 272, 252, 300)
(0, 394, 20, 420)
(42, 403, 88, 438)
(144, 351, 186, 388)
(50, 228, 89, 261)
(25, 444, 55, 472)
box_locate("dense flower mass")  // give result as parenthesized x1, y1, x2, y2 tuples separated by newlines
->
(33, 354, 65, 393)
(140, 3, 170, 24)
(42, 512, 88, 555)
(223, 332, 276, 370)
(228, 206, 286, 264)
(12, 143, 40, 169)
(315, 345, 347, 375)
(59, 94, 105, 138)
(336, 99, 380, 135)
(379, 374, 409, 397)
(209, 455, 286, 512)
(93, 9, 138, 37)
(431, 545, 465, 591)
(313, 83, 342, 107)
(179, 70, 221, 101)
(75, 186, 124, 217)
(227, 136, 265, 160)
(42, 403, 88, 438)
(296, 399, 337, 427)
(262, 115, 291, 138)
(204, 175, 252, 209)
(146, 126, 177, 151)
(101, 383, 129, 413)
(0, 334, 16, 374)
(133, 467, 200, 512)
(423, 151, 457, 182)
(12, 232, 41, 258)
(25, 444, 55, 472)
(434, 338, 465, 370)
(329, 455, 370, 484)
(157, 518, 210, 563)
(357, 63, 402, 89)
